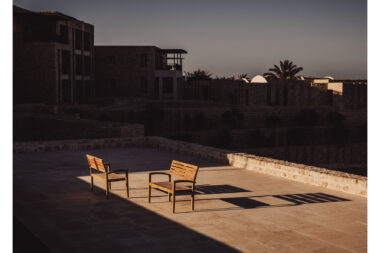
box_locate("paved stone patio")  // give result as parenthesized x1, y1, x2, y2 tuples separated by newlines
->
(14, 147, 367, 252)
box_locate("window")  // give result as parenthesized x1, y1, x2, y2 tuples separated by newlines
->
(60, 25, 68, 43)
(83, 32, 91, 51)
(75, 29, 82, 50)
(62, 50, 71, 74)
(163, 77, 173, 93)
(141, 77, 148, 93)
(84, 56, 91, 75)
(75, 55, 82, 75)
(140, 53, 148, 68)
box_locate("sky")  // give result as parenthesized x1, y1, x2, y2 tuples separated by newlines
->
(13, 0, 367, 79)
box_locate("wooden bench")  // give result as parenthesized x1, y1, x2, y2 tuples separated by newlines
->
(148, 160, 199, 213)
(86, 154, 129, 199)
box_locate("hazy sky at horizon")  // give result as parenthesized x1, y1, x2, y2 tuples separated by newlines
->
(13, 0, 367, 79)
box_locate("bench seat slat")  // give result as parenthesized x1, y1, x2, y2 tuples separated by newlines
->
(91, 173, 125, 182)
(150, 182, 191, 193)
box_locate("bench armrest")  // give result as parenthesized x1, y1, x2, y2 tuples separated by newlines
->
(173, 180, 195, 191)
(149, 172, 171, 183)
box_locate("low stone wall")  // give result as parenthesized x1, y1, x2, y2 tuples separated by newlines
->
(13, 137, 149, 153)
(14, 136, 367, 197)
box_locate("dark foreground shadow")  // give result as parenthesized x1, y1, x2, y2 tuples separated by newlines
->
(13, 217, 52, 253)
(13, 169, 239, 253)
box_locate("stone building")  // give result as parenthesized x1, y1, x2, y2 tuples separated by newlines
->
(183, 78, 367, 111)
(13, 5, 94, 104)
(94, 46, 187, 100)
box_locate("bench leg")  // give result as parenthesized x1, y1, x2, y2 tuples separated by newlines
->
(90, 176, 93, 192)
(126, 176, 129, 198)
(109, 182, 112, 190)
(148, 184, 151, 203)
(106, 181, 109, 199)
(172, 191, 176, 213)
(168, 193, 171, 202)
(191, 191, 195, 211)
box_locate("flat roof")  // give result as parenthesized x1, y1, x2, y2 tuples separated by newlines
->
(14, 147, 366, 252)
(14, 5, 89, 23)
(159, 49, 188, 54)
(94, 46, 187, 54)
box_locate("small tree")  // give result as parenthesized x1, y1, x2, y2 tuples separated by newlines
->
(184, 69, 212, 82)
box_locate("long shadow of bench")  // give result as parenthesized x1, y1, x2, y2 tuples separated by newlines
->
(199, 192, 351, 212)
(152, 184, 251, 197)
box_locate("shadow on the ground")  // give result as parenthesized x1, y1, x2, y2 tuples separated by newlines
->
(13, 148, 351, 252)
(146, 184, 251, 197)
(173, 192, 351, 213)
(14, 168, 240, 253)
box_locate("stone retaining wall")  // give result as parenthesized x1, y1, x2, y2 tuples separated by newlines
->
(14, 136, 367, 197)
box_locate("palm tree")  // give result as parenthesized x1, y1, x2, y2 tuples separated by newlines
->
(263, 60, 303, 80)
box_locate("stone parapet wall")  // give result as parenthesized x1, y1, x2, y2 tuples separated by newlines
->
(14, 136, 367, 197)
(13, 137, 149, 153)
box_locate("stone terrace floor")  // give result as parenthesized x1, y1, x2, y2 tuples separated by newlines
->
(14, 147, 367, 253)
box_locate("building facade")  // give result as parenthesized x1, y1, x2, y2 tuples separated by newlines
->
(94, 46, 187, 100)
(183, 78, 367, 111)
(13, 5, 94, 104)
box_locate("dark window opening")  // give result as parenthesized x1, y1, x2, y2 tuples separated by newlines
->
(84, 56, 91, 76)
(75, 55, 82, 75)
(62, 50, 71, 75)
(163, 77, 173, 93)
(75, 30, 82, 50)
(59, 25, 68, 44)
(245, 89, 249, 106)
(140, 53, 148, 68)
(83, 32, 91, 51)
(155, 54, 163, 69)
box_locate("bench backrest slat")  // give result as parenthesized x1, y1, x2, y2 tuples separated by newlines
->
(169, 160, 199, 182)
(86, 154, 107, 173)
